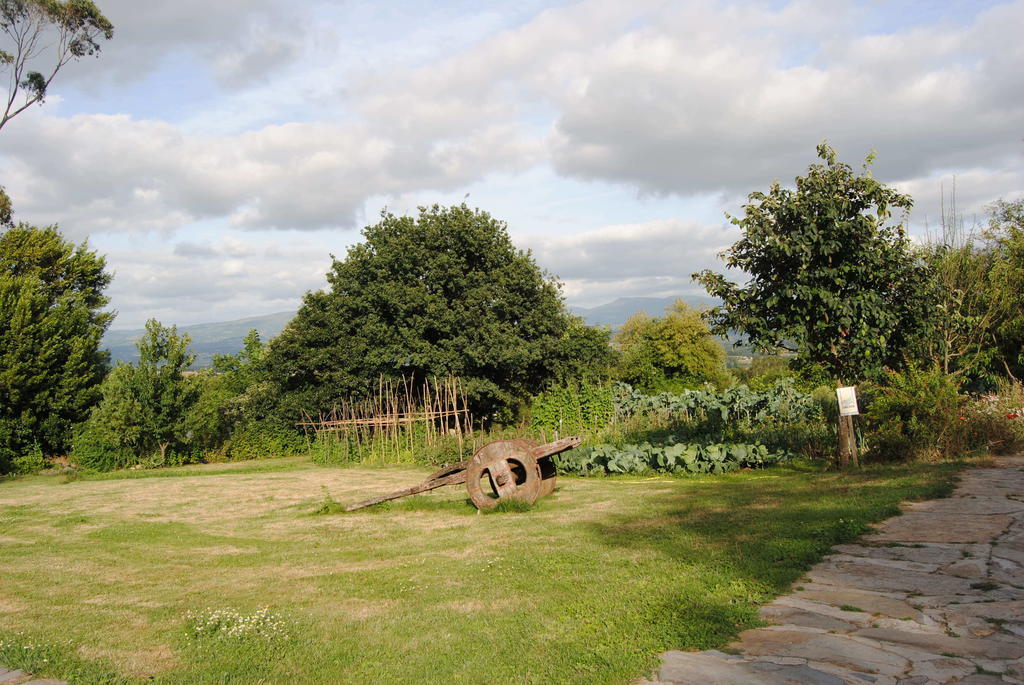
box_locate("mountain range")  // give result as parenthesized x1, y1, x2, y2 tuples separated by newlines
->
(102, 295, 721, 366)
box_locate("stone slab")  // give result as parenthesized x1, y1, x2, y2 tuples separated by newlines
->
(736, 628, 910, 676)
(748, 661, 848, 685)
(830, 543, 969, 567)
(907, 497, 1024, 515)
(854, 627, 1024, 660)
(793, 585, 922, 620)
(906, 656, 975, 683)
(941, 558, 990, 579)
(946, 600, 1024, 622)
(759, 605, 859, 632)
(808, 561, 975, 595)
(656, 650, 793, 684)
(865, 513, 1012, 544)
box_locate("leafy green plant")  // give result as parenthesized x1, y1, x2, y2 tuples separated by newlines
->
(613, 379, 820, 426)
(312, 486, 345, 515)
(555, 437, 789, 476)
(531, 382, 614, 435)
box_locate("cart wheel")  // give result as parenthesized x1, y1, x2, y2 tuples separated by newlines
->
(464, 440, 542, 510)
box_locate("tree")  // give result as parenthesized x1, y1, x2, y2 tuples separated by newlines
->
(261, 204, 574, 423)
(918, 241, 997, 385)
(1, 0, 113, 131)
(985, 198, 1024, 380)
(73, 320, 198, 470)
(549, 315, 615, 385)
(0, 186, 11, 226)
(614, 299, 730, 392)
(0, 223, 111, 472)
(694, 144, 933, 466)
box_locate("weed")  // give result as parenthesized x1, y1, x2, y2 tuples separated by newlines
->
(839, 605, 865, 612)
(312, 486, 345, 515)
(971, 581, 1000, 592)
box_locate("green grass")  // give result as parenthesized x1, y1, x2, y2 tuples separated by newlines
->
(0, 456, 965, 684)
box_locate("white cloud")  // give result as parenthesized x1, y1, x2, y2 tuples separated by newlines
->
(525, 218, 737, 307)
(102, 233, 334, 328)
(0, 113, 536, 236)
(57, 0, 310, 88)
(546, 1, 1024, 199)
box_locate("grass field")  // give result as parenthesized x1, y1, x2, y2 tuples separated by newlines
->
(0, 456, 964, 684)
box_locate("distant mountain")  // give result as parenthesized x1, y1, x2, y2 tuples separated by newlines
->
(102, 295, 727, 368)
(103, 311, 294, 367)
(570, 295, 718, 329)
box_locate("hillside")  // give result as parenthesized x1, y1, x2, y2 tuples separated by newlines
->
(102, 295, 731, 367)
(103, 311, 294, 367)
(569, 295, 718, 328)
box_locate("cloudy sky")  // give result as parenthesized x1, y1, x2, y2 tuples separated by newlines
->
(1, 0, 1021, 329)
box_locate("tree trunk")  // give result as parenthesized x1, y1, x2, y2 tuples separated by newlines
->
(835, 380, 859, 468)
(836, 414, 858, 468)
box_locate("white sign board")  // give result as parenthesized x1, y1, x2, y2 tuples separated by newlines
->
(836, 386, 859, 416)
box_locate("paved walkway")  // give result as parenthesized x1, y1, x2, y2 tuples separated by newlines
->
(0, 667, 64, 685)
(643, 455, 1024, 685)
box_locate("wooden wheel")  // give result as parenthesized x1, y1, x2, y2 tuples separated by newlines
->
(507, 438, 557, 498)
(464, 440, 542, 509)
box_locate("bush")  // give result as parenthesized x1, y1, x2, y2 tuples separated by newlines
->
(223, 422, 306, 461)
(12, 444, 48, 475)
(861, 366, 965, 461)
(70, 422, 137, 472)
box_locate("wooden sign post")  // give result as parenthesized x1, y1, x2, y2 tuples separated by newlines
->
(836, 386, 859, 467)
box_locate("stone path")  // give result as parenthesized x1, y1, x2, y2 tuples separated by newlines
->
(643, 456, 1024, 685)
(0, 667, 65, 685)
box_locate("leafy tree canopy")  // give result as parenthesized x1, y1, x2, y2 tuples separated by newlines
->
(73, 320, 198, 470)
(1, 0, 113, 130)
(261, 204, 590, 423)
(614, 299, 730, 393)
(0, 223, 111, 470)
(985, 198, 1024, 379)
(694, 143, 933, 384)
(0, 186, 11, 227)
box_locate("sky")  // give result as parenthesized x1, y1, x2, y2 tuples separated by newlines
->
(1, 0, 1021, 329)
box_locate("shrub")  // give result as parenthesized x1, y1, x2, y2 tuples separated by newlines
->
(223, 422, 305, 461)
(12, 444, 48, 475)
(70, 422, 137, 472)
(861, 366, 965, 461)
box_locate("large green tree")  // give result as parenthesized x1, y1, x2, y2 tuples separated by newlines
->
(614, 300, 730, 392)
(261, 204, 581, 423)
(694, 144, 933, 465)
(1, 0, 113, 131)
(73, 320, 198, 470)
(0, 223, 112, 470)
